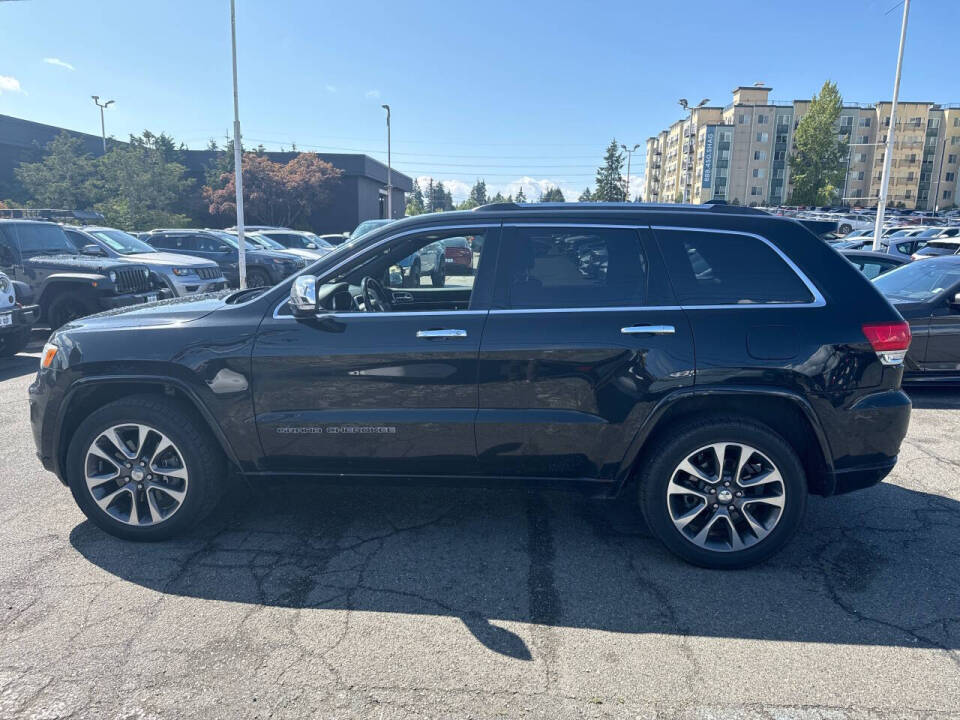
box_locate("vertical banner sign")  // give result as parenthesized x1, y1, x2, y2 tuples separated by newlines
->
(701, 126, 715, 189)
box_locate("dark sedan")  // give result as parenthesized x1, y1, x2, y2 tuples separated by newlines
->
(840, 249, 908, 279)
(873, 256, 960, 383)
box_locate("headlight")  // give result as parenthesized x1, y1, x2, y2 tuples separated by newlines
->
(0, 274, 8, 293)
(143, 268, 150, 278)
(108, 271, 117, 283)
(171, 267, 196, 276)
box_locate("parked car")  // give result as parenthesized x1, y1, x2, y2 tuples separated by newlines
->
(350, 218, 394, 240)
(0, 269, 38, 356)
(441, 237, 473, 274)
(397, 239, 446, 287)
(224, 230, 324, 263)
(834, 214, 873, 235)
(0, 220, 171, 328)
(873, 256, 960, 383)
(255, 229, 335, 256)
(62, 226, 227, 298)
(840, 249, 908, 279)
(318, 233, 349, 246)
(911, 238, 960, 260)
(30, 203, 912, 569)
(141, 229, 306, 288)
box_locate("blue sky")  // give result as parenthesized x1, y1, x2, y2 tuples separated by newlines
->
(1, 0, 958, 202)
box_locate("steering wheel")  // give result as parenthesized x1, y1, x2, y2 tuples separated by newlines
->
(360, 276, 392, 313)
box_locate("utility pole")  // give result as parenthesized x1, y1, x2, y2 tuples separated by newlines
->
(932, 136, 947, 213)
(621, 143, 640, 201)
(230, 0, 246, 288)
(873, 0, 910, 251)
(91, 96, 114, 153)
(382, 104, 392, 219)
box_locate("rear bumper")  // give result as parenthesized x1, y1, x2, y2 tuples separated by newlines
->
(0, 303, 39, 331)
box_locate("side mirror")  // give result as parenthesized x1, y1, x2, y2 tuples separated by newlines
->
(81, 244, 107, 257)
(951, 292, 960, 308)
(289, 275, 317, 317)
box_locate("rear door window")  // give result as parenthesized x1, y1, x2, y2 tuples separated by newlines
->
(655, 228, 815, 305)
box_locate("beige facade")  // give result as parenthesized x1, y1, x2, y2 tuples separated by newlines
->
(643, 86, 960, 210)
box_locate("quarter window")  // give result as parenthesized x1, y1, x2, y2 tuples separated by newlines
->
(656, 229, 815, 306)
(500, 227, 663, 309)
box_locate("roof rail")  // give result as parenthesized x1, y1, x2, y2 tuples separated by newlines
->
(0, 208, 105, 223)
(472, 201, 769, 215)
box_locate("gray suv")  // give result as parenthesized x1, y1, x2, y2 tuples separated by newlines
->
(63, 227, 226, 297)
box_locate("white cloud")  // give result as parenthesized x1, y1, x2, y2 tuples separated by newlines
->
(365, 89, 381, 100)
(43, 57, 75, 71)
(0, 75, 23, 95)
(325, 84, 337, 93)
(415, 175, 582, 204)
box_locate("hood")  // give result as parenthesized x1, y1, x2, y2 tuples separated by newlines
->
(126, 251, 221, 269)
(23, 253, 141, 272)
(276, 248, 325, 261)
(888, 299, 931, 320)
(59, 290, 232, 332)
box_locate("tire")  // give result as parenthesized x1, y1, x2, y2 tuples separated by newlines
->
(247, 268, 271, 288)
(0, 327, 30, 357)
(66, 395, 226, 541)
(431, 262, 445, 288)
(839, 223, 853, 235)
(408, 260, 421, 288)
(637, 417, 807, 569)
(47, 292, 95, 330)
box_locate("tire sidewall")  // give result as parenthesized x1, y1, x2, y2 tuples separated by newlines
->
(639, 420, 807, 569)
(66, 400, 213, 541)
(48, 293, 92, 330)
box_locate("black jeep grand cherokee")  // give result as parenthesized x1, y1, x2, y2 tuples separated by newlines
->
(29, 203, 912, 568)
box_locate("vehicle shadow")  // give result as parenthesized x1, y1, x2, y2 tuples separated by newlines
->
(0, 354, 39, 381)
(907, 387, 960, 410)
(69, 480, 960, 659)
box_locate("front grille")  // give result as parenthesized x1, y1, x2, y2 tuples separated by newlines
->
(196, 267, 221, 280)
(114, 267, 151, 294)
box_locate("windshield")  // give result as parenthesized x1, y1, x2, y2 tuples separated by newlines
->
(88, 229, 157, 255)
(874, 260, 960, 302)
(916, 228, 946, 238)
(213, 230, 259, 250)
(350, 219, 393, 239)
(9, 223, 76, 257)
(248, 233, 285, 250)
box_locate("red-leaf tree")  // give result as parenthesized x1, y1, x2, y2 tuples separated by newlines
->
(203, 152, 342, 228)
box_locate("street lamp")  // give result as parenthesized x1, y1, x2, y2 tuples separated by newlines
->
(229, 0, 247, 288)
(873, 0, 911, 251)
(678, 98, 709, 203)
(620, 143, 640, 201)
(382, 104, 392, 219)
(91, 96, 114, 153)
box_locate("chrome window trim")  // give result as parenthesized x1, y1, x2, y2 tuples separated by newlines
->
(489, 305, 683, 315)
(651, 225, 827, 309)
(271, 222, 498, 320)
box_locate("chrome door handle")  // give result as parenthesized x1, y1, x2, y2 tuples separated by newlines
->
(621, 324, 675, 335)
(416, 329, 468, 339)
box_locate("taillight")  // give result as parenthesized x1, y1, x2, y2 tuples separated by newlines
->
(862, 321, 911, 366)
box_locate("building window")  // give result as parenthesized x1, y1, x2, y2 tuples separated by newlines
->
(774, 151, 785, 161)
(955, 118, 960, 127)
(949, 155, 958, 164)
(738, 113, 750, 124)
(754, 150, 767, 161)
(756, 132, 769, 143)
(952, 136, 960, 146)
(859, 135, 870, 144)
(884, 117, 891, 127)
(946, 190, 954, 200)
(856, 171, 865, 181)
(928, 118, 941, 128)
(750, 186, 763, 196)
(947, 172, 956, 182)
(757, 113, 768, 124)
(753, 168, 765, 178)
(840, 116, 853, 126)
(859, 117, 872, 127)
(858, 152, 868, 162)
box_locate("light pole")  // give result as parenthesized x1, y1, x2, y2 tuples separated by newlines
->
(382, 104, 392, 219)
(678, 98, 709, 203)
(229, 0, 247, 288)
(932, 136, 947, 213)
(873, 0, 910, 251)
(620, 143, 640, 201)
(91, 96, 114, 153)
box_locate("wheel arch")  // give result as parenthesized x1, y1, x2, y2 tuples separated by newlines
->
(54, 376, 242, 481)
(618, 387, 835, 497)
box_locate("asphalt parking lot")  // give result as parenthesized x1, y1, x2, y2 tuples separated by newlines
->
(1, 335, 958, 719)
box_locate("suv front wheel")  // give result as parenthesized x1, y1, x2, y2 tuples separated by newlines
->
(638, 418, 807, 569)
(66, 395, 225, 541)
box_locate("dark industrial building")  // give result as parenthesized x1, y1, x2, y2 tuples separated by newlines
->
(0, 114, 411, 233)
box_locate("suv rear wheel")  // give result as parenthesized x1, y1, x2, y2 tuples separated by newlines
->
(638, 418, 807, 569)
(66, 395, 225, 541)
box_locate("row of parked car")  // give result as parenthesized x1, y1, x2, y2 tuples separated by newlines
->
(0, 218, 367, 356)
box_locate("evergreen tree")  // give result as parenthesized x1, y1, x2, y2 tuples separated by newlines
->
(539, 187, 565, 202)
(468, 179, 488, 206)
(515, 186, 527, 203)
(424, 179, 436, 212)
(15, 132, 98, 209)
(578, 187, 594, 202)
(406, 181, 426, 215)
(788, 80, 847, 206)
(594, 140, 626, 202)
(489, 191, 506, 203)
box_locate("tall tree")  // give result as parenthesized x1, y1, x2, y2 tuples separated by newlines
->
(406, 180, 426, 215)
(468, 179, 488, 206)
(515, 186, 527, 203)
(204, 152, 342, 228)
(578, 187, 594, 202)
(424, 179, 436, 212)
(15, 132, 98, 209)
(539, 187, 565, 202)
(489, 191, 506, 204)
(594, 140, 626, 202)
(788, 80, 847, 206)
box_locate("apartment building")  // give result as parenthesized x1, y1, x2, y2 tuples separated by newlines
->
(644, 85, 960, 210)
